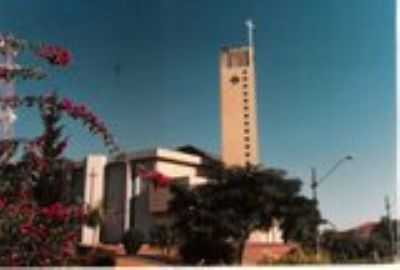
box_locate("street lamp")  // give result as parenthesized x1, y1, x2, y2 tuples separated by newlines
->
(311, 155, 353, 203)
(311, 155, 353, 257)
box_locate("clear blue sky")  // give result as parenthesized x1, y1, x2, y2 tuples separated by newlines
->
(0, 0, 395, 230)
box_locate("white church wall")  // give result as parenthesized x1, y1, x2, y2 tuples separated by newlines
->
(247, 219, 283, 244)
(81, 154, 107, 246)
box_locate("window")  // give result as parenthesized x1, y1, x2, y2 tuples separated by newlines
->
(243, 84, 248, 88)
(244, 121, 249, 126)
(244, 136, 250, 142)
(243, 98, 248, 103)
(228, 51, 250, 67)
(244, 113, 249, 118)
(244, 106, 249, 111)
(245, 144, 250, 150)
(243, 91, 248, 96)
(242, 69, 248, 75)
(230, 75, 240, 85)
(242, 76, 248, 82)
(244, 129, 250, 134)
(245, 152, 251, 157)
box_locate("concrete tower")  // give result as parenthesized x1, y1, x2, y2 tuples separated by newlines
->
(220, 20, 259, 166)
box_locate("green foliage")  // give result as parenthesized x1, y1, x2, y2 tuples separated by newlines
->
(320, 218, 398, 263)
(369, 217, 397, 260)
(169, 164, 321, 265)
(320, 230, 370, 263)
(178, 235, 235, 265)
(122, 229, 145, 255)
(85, 206, 103, 228)
(149, 224, 176, 256)
(73, 247, 116, 266)
(88, 252, 116, 266)
(279, 197, 320, 249)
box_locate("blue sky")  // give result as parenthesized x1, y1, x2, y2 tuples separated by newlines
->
(0, 0, 395, 229)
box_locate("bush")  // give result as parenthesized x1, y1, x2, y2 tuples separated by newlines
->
(178, 236, 235, 265)
(122, 229, 145, 255)
(149, 224, 176, 256)
(73, 247, 116, 266)
(261, 249, 330, 265)
(85, 206, 103, 228)
(89, 253, 116, 266)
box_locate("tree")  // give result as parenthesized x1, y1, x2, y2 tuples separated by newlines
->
(169, 164, 321, 265)
(320, 230, 368, 263)
(320, 218, 399, 263)
(368, 217, 398, 261)
(149, 224, 177, 257)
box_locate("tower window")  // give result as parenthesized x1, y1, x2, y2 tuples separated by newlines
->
(244, 121, 249, 126)
(243, 84, 248, 88)
(243, 91, 248, 96)
(245, 152, 251, 157)
(243, 98, 248, 103)
(244, 113, 249, 118)
(244, 106, 249, 111)
(245, 144, 250, 150)
(242, 76, 248, 82)
(228, 51, 250, 67)
(244, 129, 250, 134)
(230, 75, 240, 85)
(242, 69, 248, 75)
(244, 136, 250, 142)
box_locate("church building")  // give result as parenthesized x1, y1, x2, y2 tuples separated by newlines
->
(75, 21, 283, 247)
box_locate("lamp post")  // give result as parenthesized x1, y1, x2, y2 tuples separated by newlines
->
(311, 155, 353, 257)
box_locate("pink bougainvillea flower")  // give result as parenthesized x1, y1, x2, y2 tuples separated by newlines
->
(0, 197, 6, 209)
(137, 168, 171, 188)
(0, 67, 10, 80)
(71, 206, 85, 222)
(59, 98, 73, 111)
(64, 231, 78, 242)
(151, 171, 171, 187)
(35, 225, 49, 239)
(36, 45, 71, 66)
(40, 202, 69, 222)
(19, 202, 33, 215)
(20, 223, 33, 235)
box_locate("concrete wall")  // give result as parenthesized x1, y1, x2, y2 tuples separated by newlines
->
(81, 154, 107, 246)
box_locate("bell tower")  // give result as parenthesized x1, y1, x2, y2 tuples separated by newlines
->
(220, 20, 259, 166)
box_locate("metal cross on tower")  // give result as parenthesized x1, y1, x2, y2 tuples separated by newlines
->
(245, 19, 255, 48)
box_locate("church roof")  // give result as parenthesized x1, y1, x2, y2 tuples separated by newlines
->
(176, 144, 221, 165)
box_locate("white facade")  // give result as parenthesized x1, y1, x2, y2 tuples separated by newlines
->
(81, 154, 107, 246)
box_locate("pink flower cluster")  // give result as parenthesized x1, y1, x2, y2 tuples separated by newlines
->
(59, 98, 117, 151)
(0, 193, 84, 265)
(20, 223, 49, 240)
(0, 197, 6, 209)
(137, 168, 171, 188)
(40, 202, 70, 222)
(0, 67, 10, 80)
(36, 45, 71, 67)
